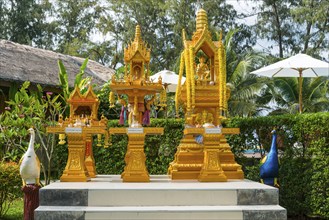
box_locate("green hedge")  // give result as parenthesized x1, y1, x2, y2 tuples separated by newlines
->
(226, 113, 329, 219)
(52, 113, 329, 219)
(93, 118, 184, 175)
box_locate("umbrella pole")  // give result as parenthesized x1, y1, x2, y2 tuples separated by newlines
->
(298, 70, 303, 113)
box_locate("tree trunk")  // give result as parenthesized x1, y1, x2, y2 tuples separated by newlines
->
(303, 0, 314, 53)
(272, 2, 283, 58)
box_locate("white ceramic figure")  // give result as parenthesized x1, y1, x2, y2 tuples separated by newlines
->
(19, 128, 40, 186)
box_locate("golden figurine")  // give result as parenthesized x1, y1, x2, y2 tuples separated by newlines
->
(196, 56, 210, 81)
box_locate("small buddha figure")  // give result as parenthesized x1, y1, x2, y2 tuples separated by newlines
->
(195, 113, 202, 128)
(196, 56, 210, 80)
(134, 67, 141, 80)
(202, 110, 215, 128)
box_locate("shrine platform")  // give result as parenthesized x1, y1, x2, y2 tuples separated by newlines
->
(35, 175, 286, 220)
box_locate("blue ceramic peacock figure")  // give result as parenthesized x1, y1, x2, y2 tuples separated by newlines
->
(260, 130, 279, 187)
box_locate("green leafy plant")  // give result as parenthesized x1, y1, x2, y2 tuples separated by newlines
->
(85, 119, 184, 175)
(58, 58, 92, 101)
(0, 81, 65, 185)
(0, 162, 21, 218)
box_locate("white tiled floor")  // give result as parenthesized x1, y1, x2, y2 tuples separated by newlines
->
(45, 175, 274, 190)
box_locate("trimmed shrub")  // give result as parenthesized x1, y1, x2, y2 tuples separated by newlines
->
(51, 113, 329, 219)
(226, 113, 329, 219)
(93, 118, 184, 174)
(0, 162, 22, 218)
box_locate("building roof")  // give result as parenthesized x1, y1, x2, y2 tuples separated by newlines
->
(0, 40, 114, 88)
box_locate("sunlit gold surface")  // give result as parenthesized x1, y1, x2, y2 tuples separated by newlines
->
(46, 86, 108, 182)
(170, 8, 244, 181)
(108, 26, 164, 182)
(85, 134, 96, 178)
(110, 25, 163, 127)
(109, 128, 164, 182)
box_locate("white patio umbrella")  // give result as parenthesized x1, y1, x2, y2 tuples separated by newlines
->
(150, 69, 186, 92)
(251, 53, 329, 113)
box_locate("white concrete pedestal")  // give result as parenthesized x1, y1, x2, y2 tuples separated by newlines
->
(35, 175, 286, 220)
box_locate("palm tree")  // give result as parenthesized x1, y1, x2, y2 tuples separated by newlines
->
(224, 30, 268, 117)
(264, 76, 329, 114)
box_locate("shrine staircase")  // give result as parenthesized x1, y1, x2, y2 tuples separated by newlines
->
(35, 175, 286, 220)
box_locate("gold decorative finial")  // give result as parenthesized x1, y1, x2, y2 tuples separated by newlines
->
(196, 8, 208, 32)
(182, 29, 186, 42)
(134, 25, 141, 42)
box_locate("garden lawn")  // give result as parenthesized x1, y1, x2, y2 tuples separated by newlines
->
(2, 199, 23, 220)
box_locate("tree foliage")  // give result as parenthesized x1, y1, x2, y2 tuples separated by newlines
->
(0, 0, 53, 46)
(0, 0, 328, 115)
(261, 76, 329, 114)
(250, 0, 329, 58)
(225, 29, 268, 117)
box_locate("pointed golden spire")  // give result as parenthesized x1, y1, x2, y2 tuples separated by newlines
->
(124, 25, 150, 63)
(134, 25, 141, 42)
(196, 8, 208, 32)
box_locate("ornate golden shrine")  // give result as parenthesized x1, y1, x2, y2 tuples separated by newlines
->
(109, 25, 164, 182)
(168, 8, 244, 181)
(47, 86, 109, 182)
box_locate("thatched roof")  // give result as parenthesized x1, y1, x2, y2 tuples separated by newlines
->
(0, 40, 114, 88)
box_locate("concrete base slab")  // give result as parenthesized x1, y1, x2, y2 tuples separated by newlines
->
(35, 175, 287, 220)
(35, 205, 286, 220)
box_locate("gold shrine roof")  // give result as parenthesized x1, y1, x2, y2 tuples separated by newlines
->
(68, 85, 99, 104)
(124, 25, 151, 63)
(184, 8, 222, 54)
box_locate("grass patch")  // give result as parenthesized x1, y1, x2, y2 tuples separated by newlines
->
(2, 198, 24, 220)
